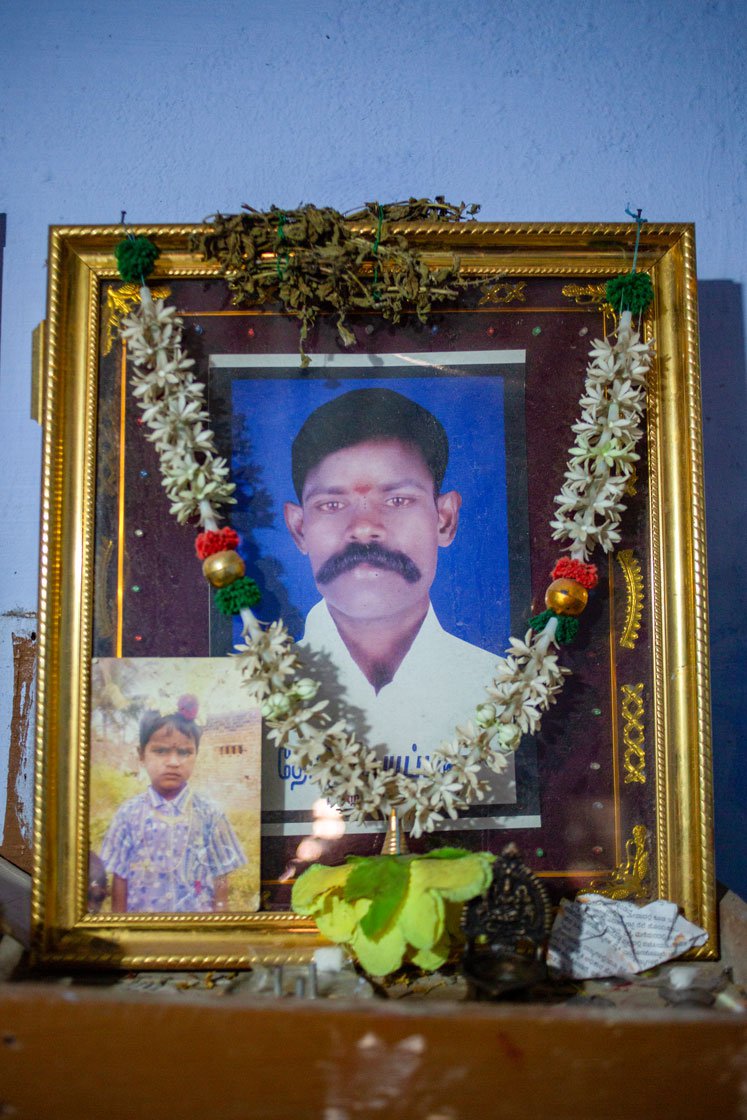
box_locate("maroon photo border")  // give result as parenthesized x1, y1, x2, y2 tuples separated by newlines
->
(93, 276, 654, 908)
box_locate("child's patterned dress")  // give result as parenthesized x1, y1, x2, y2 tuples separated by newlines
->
(101, 784, 246, 911)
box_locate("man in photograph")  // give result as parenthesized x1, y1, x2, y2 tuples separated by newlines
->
(283, 387, 514, 799)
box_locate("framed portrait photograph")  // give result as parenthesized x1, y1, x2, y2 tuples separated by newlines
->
(209, 350, 536, 840)
(32, 219, 716, 968)
(89, 658, 261, 916)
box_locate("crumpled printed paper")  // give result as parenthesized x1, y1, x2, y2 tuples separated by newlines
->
(547, 893, 709, 979)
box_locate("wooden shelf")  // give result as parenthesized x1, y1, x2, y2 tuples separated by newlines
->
(2, 981, 746, 1119)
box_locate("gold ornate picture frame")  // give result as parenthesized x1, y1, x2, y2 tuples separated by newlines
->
(31, 221, 715, 969)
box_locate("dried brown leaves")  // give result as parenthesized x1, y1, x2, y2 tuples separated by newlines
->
(191, 197, 479, 366)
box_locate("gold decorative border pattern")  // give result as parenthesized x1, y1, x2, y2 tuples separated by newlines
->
(561, 282, 608, 306)
(31, 228, 62, 947)
(39, 950, 318, 969)
(459, 264, 640, 277)
(646, 284, 668, 905)
(50, 220, 688, 237)
(479, 280, 527, 305)
(617, 549, 644, 649)
(75, 267, 102, 919)
(347, 221, 692, 240)
(81, 910, 310, 927)
(680, 226, 716, 954)
(587, 825, 649, 901)
(621, 683, 646, 784)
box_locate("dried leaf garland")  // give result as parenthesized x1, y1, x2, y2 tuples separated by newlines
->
(190, 198, 480, 366)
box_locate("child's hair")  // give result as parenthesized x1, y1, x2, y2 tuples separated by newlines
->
(138, 694, 201, 756)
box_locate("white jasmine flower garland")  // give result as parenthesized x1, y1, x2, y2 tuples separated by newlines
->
(550, 312, 652, 562)
(121, 287, 236, 527)
(121, 290, 653, 837)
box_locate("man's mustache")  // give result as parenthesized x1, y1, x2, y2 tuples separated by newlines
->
(315, 542, 422, 585)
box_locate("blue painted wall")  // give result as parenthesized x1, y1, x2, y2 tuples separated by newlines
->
(1, 0, 745, 894)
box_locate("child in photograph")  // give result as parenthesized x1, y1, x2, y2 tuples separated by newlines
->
(100, 695, 247, 913)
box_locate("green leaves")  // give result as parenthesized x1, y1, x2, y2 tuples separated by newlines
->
(343, 847, 478, 938)
(345, 857, 410, 938)
(422, 846, 474, 860)
(292, 849, 495, 976)
(191, 200, 478, 367)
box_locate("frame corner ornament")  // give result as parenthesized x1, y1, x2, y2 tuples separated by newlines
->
(588, 824, 650, 901)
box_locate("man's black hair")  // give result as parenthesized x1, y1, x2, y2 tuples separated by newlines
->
(291, 388, 449, 501)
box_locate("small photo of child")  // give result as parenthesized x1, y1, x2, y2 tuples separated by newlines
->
(90, 658, 261, 914)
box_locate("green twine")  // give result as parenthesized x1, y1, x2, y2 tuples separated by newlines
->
(372, 203, 384, 301)
(115, 236, 159, 284)
(605, 272, 654, 317)
(528, 608, 579, 645)
(605, 206, 653, 317)
(214, 576, 261, 616)
(624, 205, 647, 273)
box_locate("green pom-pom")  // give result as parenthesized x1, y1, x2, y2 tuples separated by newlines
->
(605, 272, 653, 316)
(115, 236, 160, 284)
(555, 616, 580, 645)
(529, 609, 554, 633)
(528, 608, 579, 645)
(214, 576, 261, 616)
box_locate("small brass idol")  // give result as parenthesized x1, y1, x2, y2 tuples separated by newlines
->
(462, 843, 552, 1000)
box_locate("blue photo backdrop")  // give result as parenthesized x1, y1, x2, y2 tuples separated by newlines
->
(228, 371, 511, 654)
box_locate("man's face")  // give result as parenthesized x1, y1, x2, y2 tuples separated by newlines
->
(140, 724, 197, 799)
(284, 438, 461, 622)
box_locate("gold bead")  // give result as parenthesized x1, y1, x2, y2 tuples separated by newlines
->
(545, 577, 588, 616)
(202, 549, 245, 588)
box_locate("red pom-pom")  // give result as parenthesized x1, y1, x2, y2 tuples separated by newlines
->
(195, 527, 240, 560)
(177, 694, 199, 721)
(552, 558, 599, 590)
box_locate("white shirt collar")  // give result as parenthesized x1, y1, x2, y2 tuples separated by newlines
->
(301, 599, 446, 698)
